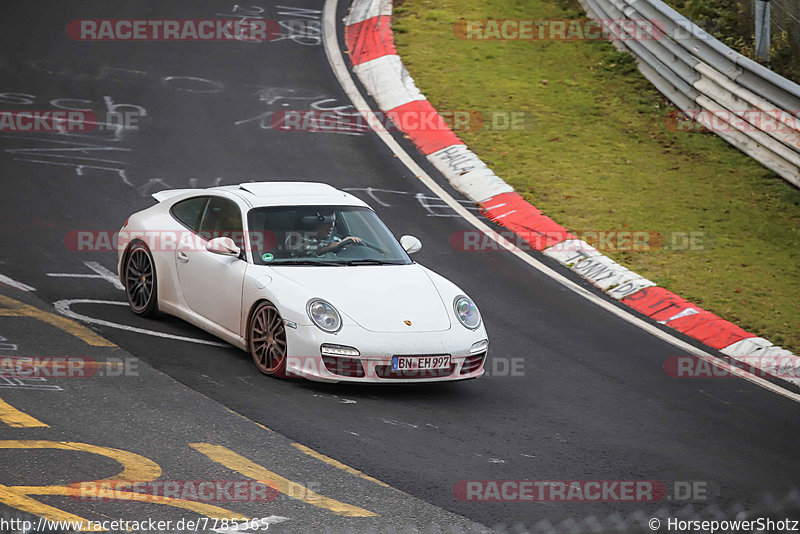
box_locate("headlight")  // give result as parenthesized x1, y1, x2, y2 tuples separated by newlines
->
(454, 296, 481, 330)
(307, 299, 342, 333)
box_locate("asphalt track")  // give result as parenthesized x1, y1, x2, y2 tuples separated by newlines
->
(0, 0, 799, 531)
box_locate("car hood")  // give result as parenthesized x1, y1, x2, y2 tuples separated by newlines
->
(271, 264, 452, 333)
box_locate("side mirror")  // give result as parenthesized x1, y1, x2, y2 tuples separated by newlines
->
(206, 237, 241, 257)
(400, 235, 422, 254)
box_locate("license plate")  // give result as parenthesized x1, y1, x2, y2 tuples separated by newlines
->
(392, 355, 451, 371)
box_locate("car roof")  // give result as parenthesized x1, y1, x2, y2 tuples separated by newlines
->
(235, 181, 341, 198)
(229, 182, 369, 208)
(155, 182, 370, 209)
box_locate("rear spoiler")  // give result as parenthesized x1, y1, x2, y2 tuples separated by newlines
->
(151, 189, 200, 202)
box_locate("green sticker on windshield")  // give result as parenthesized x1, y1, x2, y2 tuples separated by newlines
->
(261, 252, 274, 262)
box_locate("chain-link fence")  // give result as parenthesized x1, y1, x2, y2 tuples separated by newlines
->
(667, 0, 799, 84)
(770, 0, 800, 80)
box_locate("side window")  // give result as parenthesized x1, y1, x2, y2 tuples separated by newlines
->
(170, 197, 209, 232)
(199, 197, 244, 248)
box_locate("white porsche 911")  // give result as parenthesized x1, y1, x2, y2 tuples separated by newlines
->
(117, 182, 488, 383)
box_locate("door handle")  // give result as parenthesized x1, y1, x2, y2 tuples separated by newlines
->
(177, 251, 189, 263)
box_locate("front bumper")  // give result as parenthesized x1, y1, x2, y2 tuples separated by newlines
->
(284, 324, 487, 383)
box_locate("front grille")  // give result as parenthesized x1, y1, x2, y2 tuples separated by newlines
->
(322, 356, 365, 378)
(374, 364, 455, 379)
(460, 351, 486, 375)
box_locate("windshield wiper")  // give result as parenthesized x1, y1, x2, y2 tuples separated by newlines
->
(341, 259, 405, 266)
(271, 259, 344, 266)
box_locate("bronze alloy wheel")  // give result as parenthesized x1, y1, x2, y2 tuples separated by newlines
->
(125, 244, 157, 317)
(249, 301, 288, 377)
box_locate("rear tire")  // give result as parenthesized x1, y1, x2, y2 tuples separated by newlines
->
(124, 243, 158, 317)
(249, 301, 288, 378)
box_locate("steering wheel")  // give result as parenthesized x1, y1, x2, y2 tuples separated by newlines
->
(331, 238, 385, 257)
(334, 237, 365, 250)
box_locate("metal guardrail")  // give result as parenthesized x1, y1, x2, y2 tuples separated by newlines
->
(578, 0, 800, 188)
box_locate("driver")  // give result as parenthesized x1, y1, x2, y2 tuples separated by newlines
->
(289, 211, 361, 257)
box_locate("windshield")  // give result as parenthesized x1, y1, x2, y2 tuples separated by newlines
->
(247, 205, 412, 266)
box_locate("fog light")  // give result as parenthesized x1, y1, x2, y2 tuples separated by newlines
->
(470, 339, 488, 354)
(320, 344, 360, 357)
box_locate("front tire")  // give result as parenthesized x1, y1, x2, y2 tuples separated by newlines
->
(124, 243, 158, 317)
(249, 301, 288, 378)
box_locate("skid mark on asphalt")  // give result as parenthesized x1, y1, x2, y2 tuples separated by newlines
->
(342, 187, 481, 217)
(0, 326, 62, 392)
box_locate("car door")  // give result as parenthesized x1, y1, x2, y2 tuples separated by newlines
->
(174, 195, 247, 335)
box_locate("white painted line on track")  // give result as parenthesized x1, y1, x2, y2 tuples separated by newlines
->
(54, 299, 230, 347)
(321, 0, 800, 404)
(0, 274, 35, 292)
(47, 261, 124, 290)
(47, 273, 103, 279)
(84, 261, 125, 290)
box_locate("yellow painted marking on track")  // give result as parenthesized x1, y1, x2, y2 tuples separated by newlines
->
(0, 295, 114, 347)
(0, 398, 48, 427)
(291, 443, 390, 488)
(190, 443, 378, 517)
(0, 484, 94, 528)
(248, 419, 274, 433)
(13, 485, 246, 520)
(0, 440, 161, 482)
(0, 441, 245, 528)
(222, 406, 273, 432)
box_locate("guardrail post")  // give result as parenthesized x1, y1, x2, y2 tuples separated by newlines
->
(754, 0, 771, 63)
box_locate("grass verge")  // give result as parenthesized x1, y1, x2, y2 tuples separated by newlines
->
(392, 0, 800, 353)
